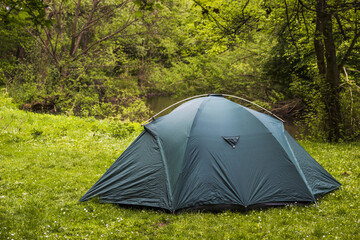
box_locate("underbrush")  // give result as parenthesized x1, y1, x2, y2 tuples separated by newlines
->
(0, 91, 359, 239)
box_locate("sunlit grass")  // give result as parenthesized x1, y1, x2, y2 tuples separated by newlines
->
(0, 92, 359, 239)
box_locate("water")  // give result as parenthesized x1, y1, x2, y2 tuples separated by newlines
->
(146, 95, 298, 137)
(146, 96, 180, 115)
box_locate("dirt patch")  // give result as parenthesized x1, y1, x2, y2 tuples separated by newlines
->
(21, 96, 57, 113)
(271, 98, 303, 122)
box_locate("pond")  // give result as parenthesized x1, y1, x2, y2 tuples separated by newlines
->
(146, 95, 299, 138)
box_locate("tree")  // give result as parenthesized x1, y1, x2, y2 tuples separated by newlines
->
(293, 0, 360, 141)
(1, 0, 163, 119)
(0, 0, 50, 92)
(313, 0, 342, 141)
(22, 0, 140, 78)
(262, 0, 360, 141)
(192, 0, 360, 141)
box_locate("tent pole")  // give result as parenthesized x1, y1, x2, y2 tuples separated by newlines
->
(222, 94, 285, 122)
(141, 94, 208, 126)
(142, 93, 285, 126)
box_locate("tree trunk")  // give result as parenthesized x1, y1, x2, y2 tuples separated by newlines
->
(314, 0, 341, 142)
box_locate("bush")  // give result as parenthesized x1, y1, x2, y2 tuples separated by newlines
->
(109, 122, 137, 139)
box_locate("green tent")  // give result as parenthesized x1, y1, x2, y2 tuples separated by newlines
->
(80, 94, 340, 212)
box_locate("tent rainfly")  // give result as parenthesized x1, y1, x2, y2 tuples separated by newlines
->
(80, 94, 341, 212)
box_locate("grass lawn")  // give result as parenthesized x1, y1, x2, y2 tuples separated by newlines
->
(0, 91, 359, 239)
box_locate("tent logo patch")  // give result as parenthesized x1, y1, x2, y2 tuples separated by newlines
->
(222, 136, 240, 149)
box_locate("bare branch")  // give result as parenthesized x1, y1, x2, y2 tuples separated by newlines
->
(73, 17, 137, 61)
(24, 27, 60, 70)
(284, 0, 300, 56)
(81, 1, 130, 32)
(298, 0, 317, 12)
(300, 4, 310, 39)
(43, 27, 57, 57)
(339, 30, 360, 68)
(71, 0, 101, 56)
(70, 0, 82, 55)
(192, 0, 229, 32)
(334, 13, 347, 40)
(343, 67, 354, 125)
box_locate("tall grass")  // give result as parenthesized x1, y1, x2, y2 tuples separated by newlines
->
(0, 90, 359, 239)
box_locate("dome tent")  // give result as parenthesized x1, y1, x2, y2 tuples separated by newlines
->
(80, 94, 340, 212)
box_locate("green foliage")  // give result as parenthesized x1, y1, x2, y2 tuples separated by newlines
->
(0, 92, 359, 239)
(290, 74, 326, 140)
(0, 90, 143, 141)
(148, 38, 274, 101)
(30, 128, 43, 139)
(110, 122, 137, 139)
(260, 0, 360, 141)
(1, 0, 360, 140)
(288, 69, 360, 141)
(0, 0, 51, 27)
(1, 0, 155, 121)
(339, 72, 360, 140)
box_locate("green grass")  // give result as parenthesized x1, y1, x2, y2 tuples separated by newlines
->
(0, 91, 359, 239)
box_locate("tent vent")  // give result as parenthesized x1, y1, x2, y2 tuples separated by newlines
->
(222, 136, 240, 149)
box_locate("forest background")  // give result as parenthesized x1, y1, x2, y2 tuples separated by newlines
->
(1, 0, 360, 142)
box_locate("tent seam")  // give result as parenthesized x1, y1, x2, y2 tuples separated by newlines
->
(155, 135, 174, 211)
(244, 107, 316, 202)
(173, 97, 210, 209)
(283, 133, 317, 202)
